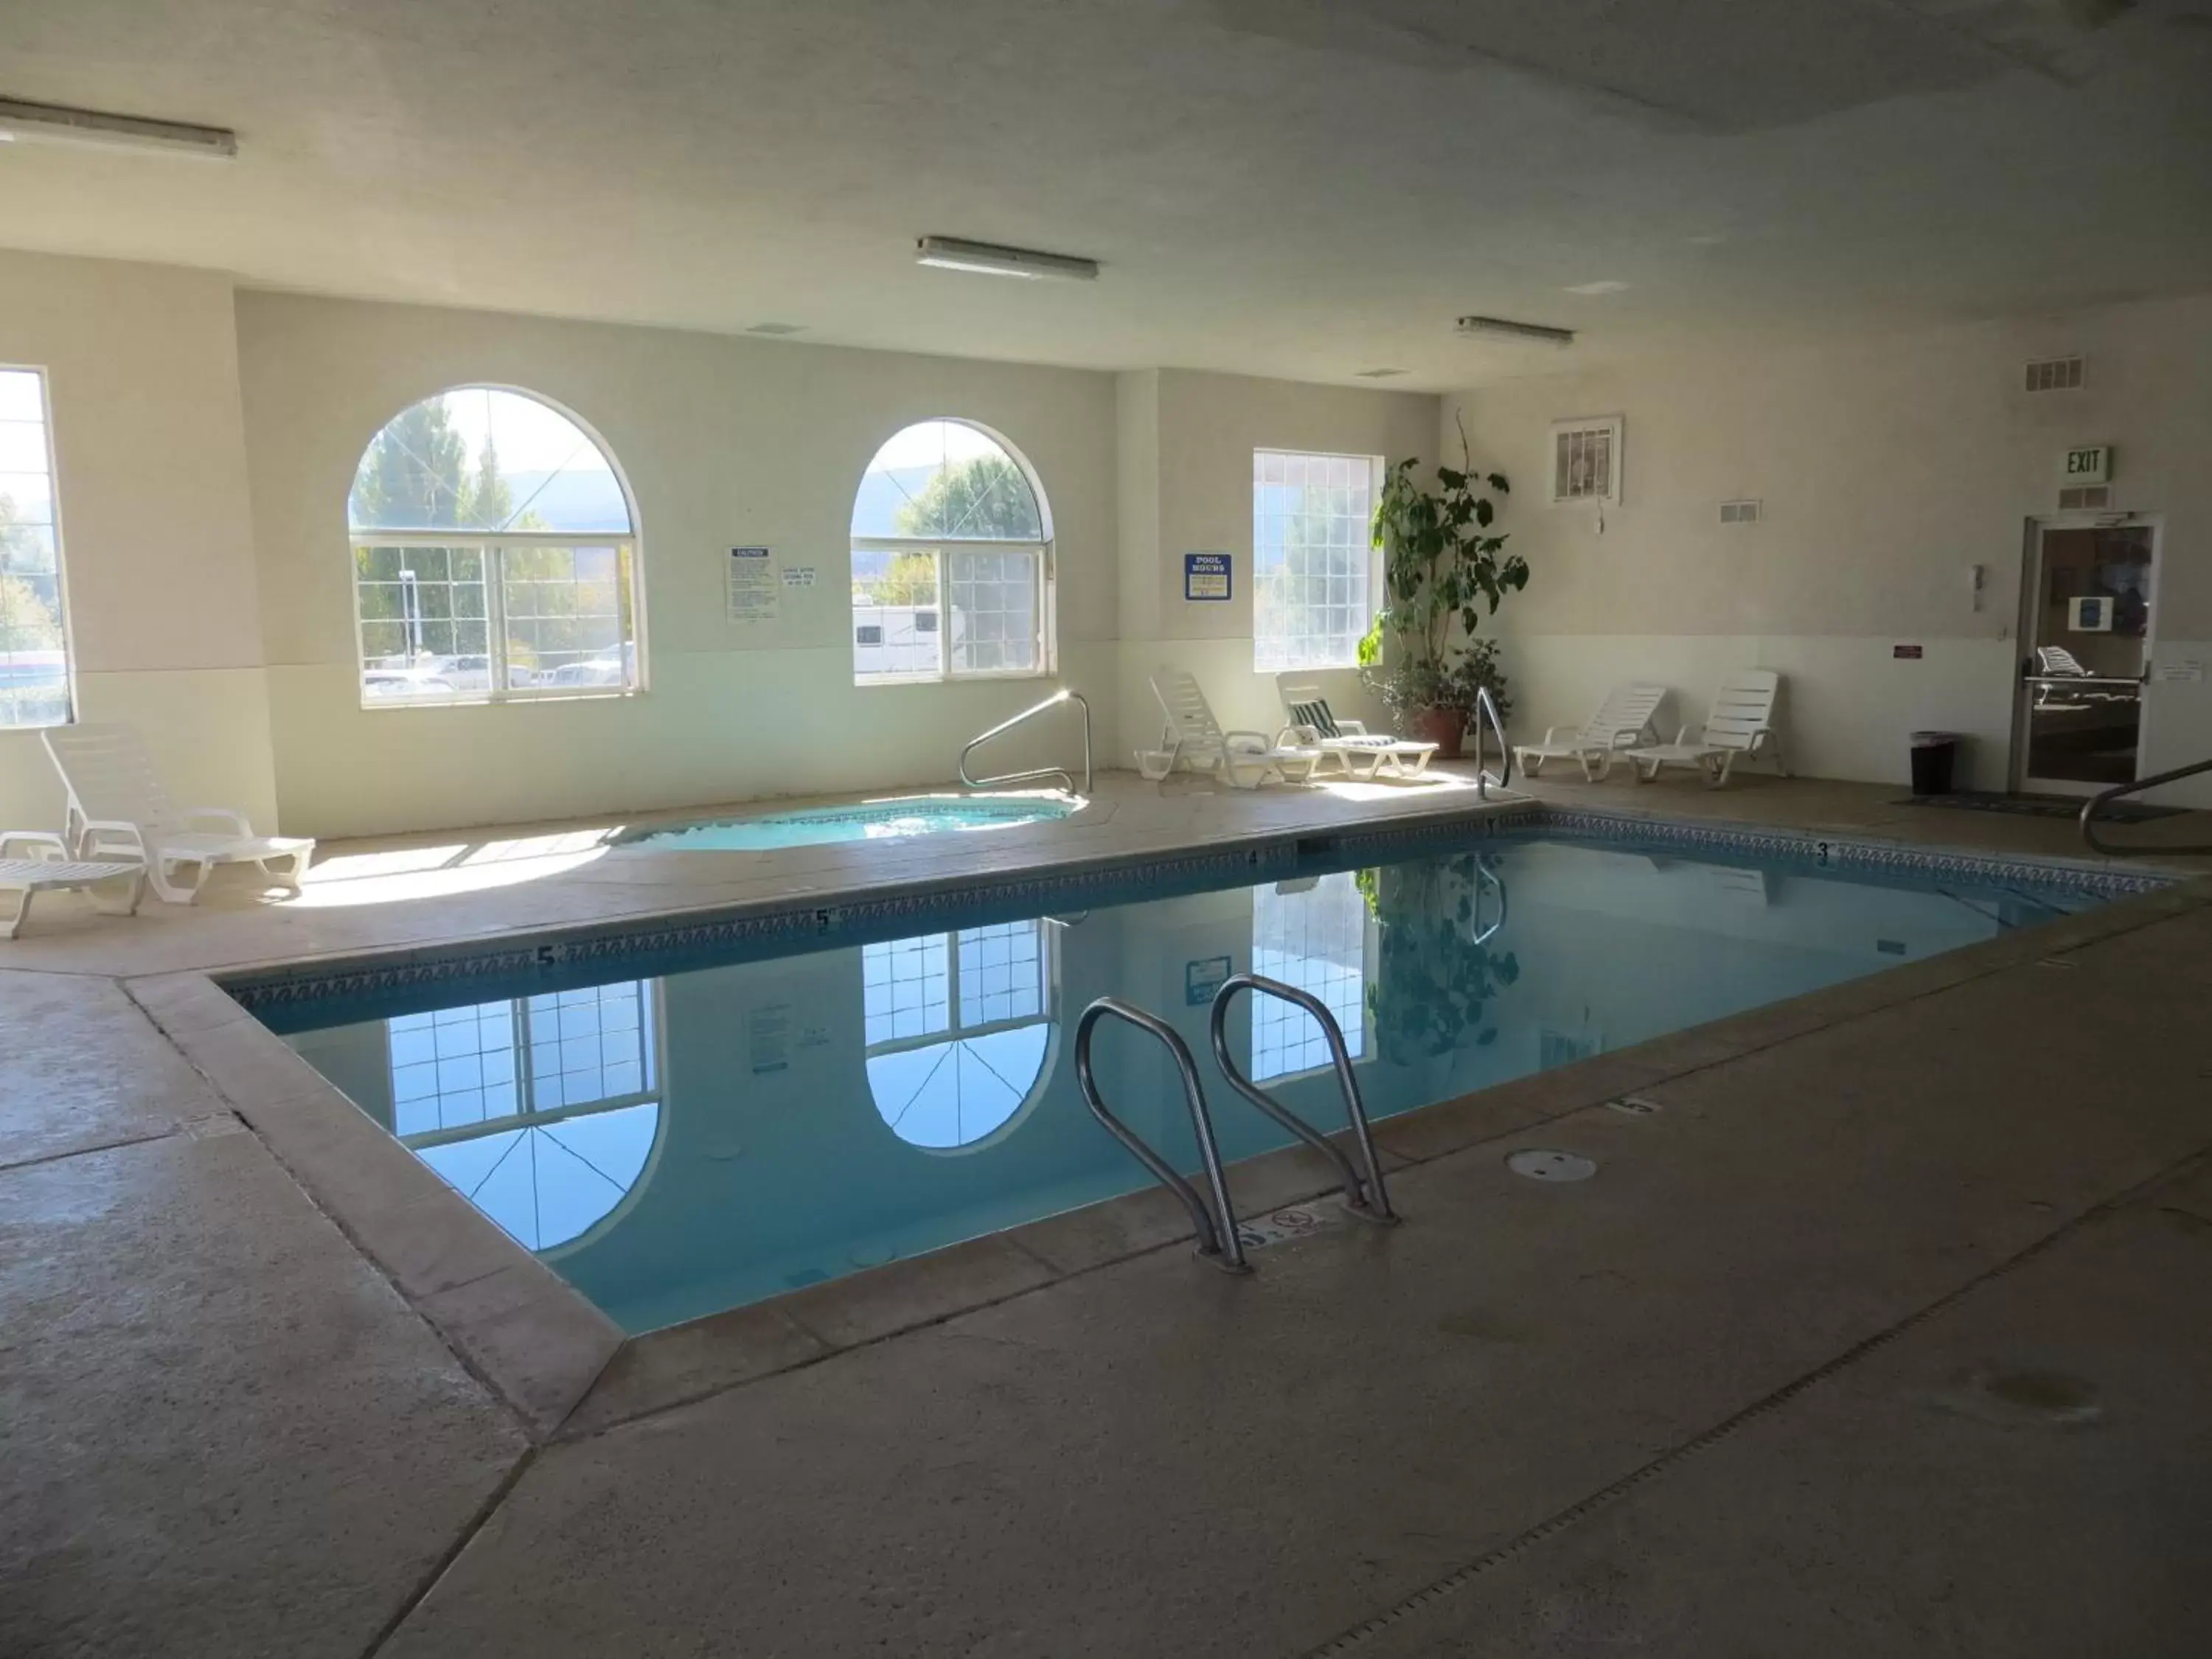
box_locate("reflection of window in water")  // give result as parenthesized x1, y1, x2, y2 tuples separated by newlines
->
(1251, 873, 1370, 1082)
(386, 981, 660, 1251)
(863, 920, 1054, 1149)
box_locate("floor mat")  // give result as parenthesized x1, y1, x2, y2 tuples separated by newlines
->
(1890, 790, 2184, 822)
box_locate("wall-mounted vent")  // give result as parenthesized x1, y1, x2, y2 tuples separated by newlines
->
(1551, 415, 1623, 505)
(2058, 484, 2112, 511)
(2025, 355, 2084, 393)
(1719, 498, 1762, 525)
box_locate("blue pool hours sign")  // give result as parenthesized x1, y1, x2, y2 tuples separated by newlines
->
(1184, 552, 1232, 602)
(1185, 955, 1233, 1005)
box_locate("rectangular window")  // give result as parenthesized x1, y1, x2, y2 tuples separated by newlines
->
(0, 367, 72, 728)
(352, 537, 639, 704)
(385, 981, 657, 1140)
(861, 922, 1048, 1046)
(1251, 872, 1370, 1082)
(1253, 449, 1380, 673)
(851, 543, 1045, 684)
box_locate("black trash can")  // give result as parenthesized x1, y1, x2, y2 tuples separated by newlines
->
(1910, 731, 1961, 796)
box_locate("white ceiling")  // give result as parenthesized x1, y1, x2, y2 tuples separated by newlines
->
(5, 0, 2212, 387)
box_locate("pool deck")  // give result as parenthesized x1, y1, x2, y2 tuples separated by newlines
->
(7, 766, 2212, 1657)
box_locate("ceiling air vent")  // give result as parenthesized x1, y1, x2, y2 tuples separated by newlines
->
(1719, 498, 1762, 525)
(1550, 415, 1623, 506)
(2025, 355, 2084, 393)
(2059, 484, 2112, 511)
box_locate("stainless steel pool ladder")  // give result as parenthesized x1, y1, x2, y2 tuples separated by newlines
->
(960, 689, 1093, 796)
(1208, 974, 1397, 1223)
(1074, 999, 1249, 1272)
(1470, 684, 1514, 801)
(1072, 981, 1398, 1269)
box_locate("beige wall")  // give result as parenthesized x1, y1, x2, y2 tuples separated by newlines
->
(1115, 368, 1439, 754)
(1451, 294, 2212, 800)
(9, 242, 2210, 849)
(0, 250, 279, 830)
(236, 293, 1120, 838)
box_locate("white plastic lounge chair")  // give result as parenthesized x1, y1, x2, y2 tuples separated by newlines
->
(1274, 679, 1437, 781)
(1142, 669, 1319, 789)
(0, 832, 145, 939)
(43, 723, 315, 905)
(1513, 684, 1667, 782)
(1627, 670, 1786, 787)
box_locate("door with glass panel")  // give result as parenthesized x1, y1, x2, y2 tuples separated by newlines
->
(2014, 518, 2159, 796)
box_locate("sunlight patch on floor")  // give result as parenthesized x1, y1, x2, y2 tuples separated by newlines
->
(292, 830, 619, 908)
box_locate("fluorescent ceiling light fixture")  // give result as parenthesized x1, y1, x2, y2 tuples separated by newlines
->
(915, 236, 1099, 282)
(0, 97, 237, 159)
(1456, 314, 1576, 347)
(1565, 280, 1630, 296)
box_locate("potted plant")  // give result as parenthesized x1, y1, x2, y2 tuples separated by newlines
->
(1355, 855, 1520, 1065)
(1358, 426, 1528, 758)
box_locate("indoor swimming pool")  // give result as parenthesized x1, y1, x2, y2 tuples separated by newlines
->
(260, 829, 2132, 1335)
(625, 793, 1077, 851)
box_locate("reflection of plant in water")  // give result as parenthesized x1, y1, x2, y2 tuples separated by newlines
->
(1357, 855, 1519, 1063)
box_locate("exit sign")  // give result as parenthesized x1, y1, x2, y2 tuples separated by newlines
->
(2062, 444, 2111, 484)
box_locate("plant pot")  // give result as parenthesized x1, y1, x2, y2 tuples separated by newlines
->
(1408, 706, 1467, 759)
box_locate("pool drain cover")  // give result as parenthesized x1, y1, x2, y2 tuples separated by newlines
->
(1508, 1148, 1596, 1183)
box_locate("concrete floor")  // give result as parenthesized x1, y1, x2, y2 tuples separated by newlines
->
(4, 767, 2210, 1658)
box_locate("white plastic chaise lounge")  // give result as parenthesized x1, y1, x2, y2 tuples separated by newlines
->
(1141, 668, 1320, 789)
(1274, 678, 1437, 781)
(0, 832, 145, 939)
(1626, 669, 1787, 787)
(1513, 683, 1667, 782)
(42, 723, 316, 905)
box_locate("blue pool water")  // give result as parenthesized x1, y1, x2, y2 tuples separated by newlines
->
(265, 832, 2121, 1334)
(630, 794, 1074, 850)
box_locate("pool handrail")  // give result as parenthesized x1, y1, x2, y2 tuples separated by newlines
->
(1471, 683, 1514, 799)
(2080, 754, 2212, 856)
(960, 689, 1093, 797)
(1073, 998, 1249, 1272)
(1208, 973, 1397, 1223)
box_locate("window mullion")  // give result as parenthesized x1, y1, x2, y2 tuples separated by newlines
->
(936, 549, 951, 682)
(513, 1001, 536, 1115)
(483, 542, 510, 701)
(945, 931, 964, 1033)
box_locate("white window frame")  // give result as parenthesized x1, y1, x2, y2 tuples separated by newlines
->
(349, 529, 646, 709)
(1251, 448, 1384, 675)
(1250, 872, 1374, 1085)
(0, 364, 77, 731)
(1548, 415, 1624, 507)
(850, 420, 1055, 689)
(849, 538, 1054, 686)
(863, 920, 1060, 1153)
(383, 980, 667, 1257)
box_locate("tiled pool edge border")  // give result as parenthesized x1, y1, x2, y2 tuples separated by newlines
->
(213, 801, 2171, 1015)
(121, 823, 2211, 1443)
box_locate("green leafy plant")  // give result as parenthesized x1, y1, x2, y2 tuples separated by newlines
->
(1359, 417, 1528, 722)
(1355, 855, 1520, 1063)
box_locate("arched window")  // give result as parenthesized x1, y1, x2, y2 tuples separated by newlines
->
(850, 419, 1050, 684)
(349, 386, 642, 705)
(863, 920, 1055, 1150)
(385, 981, 663, 1254)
